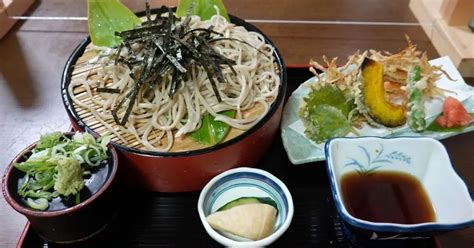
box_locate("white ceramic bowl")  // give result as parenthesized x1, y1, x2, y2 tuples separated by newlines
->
(197, 167, 294, 247)
(325, 137, 474, 242)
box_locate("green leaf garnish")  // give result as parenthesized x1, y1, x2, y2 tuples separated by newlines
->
(299, 85, 356, 143)
(426, 113, 474, 132)
(87, 0, 141, 47)
(177, 0, 230, 21)
(189, 110, 235, 145)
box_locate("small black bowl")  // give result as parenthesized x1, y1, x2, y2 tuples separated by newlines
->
(2, 132, 119, 243)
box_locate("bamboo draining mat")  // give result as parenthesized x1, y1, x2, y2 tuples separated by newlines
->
(68, 45, 246, 152)
(70, 46, 150, 150)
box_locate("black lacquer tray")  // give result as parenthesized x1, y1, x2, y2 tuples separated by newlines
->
(17, 68, 441, 248)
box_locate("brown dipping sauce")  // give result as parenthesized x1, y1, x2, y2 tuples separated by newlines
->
(340, 171, 436, 224)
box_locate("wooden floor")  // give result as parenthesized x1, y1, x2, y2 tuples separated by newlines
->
(0, 0, 471, 247)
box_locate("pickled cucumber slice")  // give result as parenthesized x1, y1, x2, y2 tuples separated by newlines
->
(217, 197, 277, 212)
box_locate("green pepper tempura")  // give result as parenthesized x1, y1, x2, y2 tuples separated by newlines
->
(15, 132, 110, 210)
(407, 65, 426, 132)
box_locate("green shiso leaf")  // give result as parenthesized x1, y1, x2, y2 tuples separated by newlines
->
(303, 85, 355, 117)
(176, 0, 230, 21)
(299, 85, 356, 143)
(303, 105, 352, 143)
(87, 0, 141, 47)
(189, 110, 235, 146)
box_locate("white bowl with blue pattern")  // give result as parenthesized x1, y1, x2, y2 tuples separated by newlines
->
(197, 167, 294, 247)
(325, 137, 474, 245)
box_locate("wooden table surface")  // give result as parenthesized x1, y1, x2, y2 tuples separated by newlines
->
(0, 0, 472, 247)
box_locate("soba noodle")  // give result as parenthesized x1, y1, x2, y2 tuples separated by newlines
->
(68, 15, 280, 152)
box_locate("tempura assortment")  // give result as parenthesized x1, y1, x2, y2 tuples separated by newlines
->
(299, 36, 470, 143)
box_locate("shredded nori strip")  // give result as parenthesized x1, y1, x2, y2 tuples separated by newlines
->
(97, 87, 121, 94)
(107, 5, 262, 126)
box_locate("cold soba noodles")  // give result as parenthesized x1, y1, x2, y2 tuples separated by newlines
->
(68, 14, 280, 152)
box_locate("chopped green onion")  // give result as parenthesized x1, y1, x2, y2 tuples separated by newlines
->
(27, 198, 49, 211)
(14, 132, 110, 210)
(75, 193, 81, 205)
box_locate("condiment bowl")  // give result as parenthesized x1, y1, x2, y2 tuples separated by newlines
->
(197, 167, 294, 247)
(61, 10, 287, 192)
(325, 137, 474, 245)
(2, 132, 119, 243)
